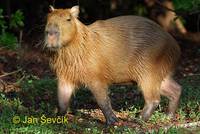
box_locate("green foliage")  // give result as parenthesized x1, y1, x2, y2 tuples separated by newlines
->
(0, 32, 18, 50)
(0, 93, 22, 132)
(0, 9, 7, 33)
(20, 76, 57, 114)
(134, 4, 147, 16)
(0, 9, 24, 50)
(9, 10, 24, 29)
(173, 0, 200, 11)
(0, 75, 200, 133)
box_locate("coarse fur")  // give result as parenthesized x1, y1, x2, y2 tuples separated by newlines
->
(45, 6, 182, 125)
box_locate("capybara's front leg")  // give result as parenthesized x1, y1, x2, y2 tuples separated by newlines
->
(57, 80, 75, 114)
(89, 81, 118, 125)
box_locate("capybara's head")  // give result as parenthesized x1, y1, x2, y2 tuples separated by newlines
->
(45, 6, 79, 49)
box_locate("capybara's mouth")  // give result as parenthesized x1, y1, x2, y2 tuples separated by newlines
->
(44, 39, 61, 50)
(44, 35, 61, 50)
(45, 43, 61, 50)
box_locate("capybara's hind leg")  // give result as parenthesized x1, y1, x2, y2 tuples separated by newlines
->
(140, 78, 161, 121)
(89, 81, 118, 125)
(161, 76, 182, 117)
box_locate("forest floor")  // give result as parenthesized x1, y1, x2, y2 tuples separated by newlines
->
(0, 37, 200, 133)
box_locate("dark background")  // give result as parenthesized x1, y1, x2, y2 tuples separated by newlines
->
(0, 0, 199, 34)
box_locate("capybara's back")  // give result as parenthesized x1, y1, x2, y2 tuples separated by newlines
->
(45, 6, 182, 125)
(88, 16, 180, 84)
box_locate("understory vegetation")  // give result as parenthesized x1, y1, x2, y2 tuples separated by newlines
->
(0, 74, 200, 133)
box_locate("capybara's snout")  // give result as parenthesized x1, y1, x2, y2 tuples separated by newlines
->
(45, 23, 60, 48)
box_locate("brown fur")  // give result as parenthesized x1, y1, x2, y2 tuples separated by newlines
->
(45, 6, 182, 125)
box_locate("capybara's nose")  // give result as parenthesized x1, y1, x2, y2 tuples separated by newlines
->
(46, 23, 59, 37)
(46, 30, 59, 37)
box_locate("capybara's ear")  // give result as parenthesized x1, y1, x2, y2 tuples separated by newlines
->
(49, 5, 55, 12)
(70, 5, 79, 18)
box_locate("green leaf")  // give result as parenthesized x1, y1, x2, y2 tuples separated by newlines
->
(173, 0, 200, 11)
(9, 10, 24, 29)
(0, 9, 6, 33)
(0, 32, 18, 50)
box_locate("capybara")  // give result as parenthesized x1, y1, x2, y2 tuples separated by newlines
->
(45, 6, 182, 125)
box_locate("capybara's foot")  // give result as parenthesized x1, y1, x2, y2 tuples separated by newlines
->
(106, 114, 118, 125)
(140, 102, 159, 121)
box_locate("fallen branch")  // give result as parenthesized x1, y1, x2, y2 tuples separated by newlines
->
(157, 121, 200, 133)
(177, 121, 200, 128)
(0, 69, 22, 78)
